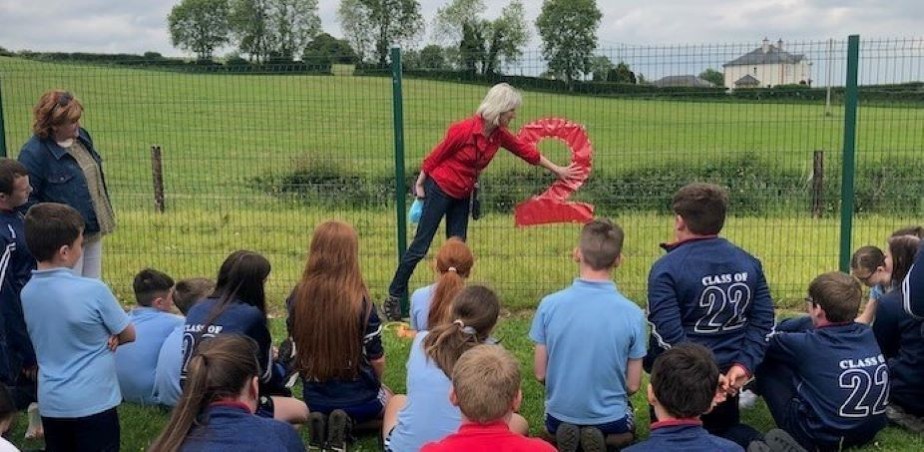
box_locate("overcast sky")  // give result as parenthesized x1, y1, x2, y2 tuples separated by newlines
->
(1, 0, 921, 76)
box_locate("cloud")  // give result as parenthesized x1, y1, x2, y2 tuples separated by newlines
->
(0, 0, 921, 59)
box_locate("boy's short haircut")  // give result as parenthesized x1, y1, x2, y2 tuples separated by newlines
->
(808, 272, 862, 323)
(173, 278, 215, 315)
(132, 268, 175, 307)
(0, 159, 29, 195)
(651, 343, 720, 419)
(579, 218, 624, 271)
(451, 345, 520, 424)
(672, 183, 728, 235)
(24, 203, 84, 263)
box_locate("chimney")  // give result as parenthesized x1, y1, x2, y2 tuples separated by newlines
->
(762, 38, 770, 53)
(777, 38, 783, 50)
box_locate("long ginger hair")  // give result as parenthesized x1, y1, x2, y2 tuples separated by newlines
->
(292, 221, 370, 381)
(427, 237, 474, 329)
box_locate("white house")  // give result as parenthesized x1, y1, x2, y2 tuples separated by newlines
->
(723, 38, 812, 89)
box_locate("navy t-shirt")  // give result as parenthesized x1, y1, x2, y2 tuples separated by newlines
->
(286, 292, 383, 409)
(873, 291, 924, 416)
(182, 298, 273, 384)
(766, 322, 888, 443)
(645, 237, 775, 374)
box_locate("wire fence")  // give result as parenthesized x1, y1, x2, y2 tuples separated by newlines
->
(0, 35, 922, 312)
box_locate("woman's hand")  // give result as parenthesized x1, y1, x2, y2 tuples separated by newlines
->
(414, 171, 427, 198)
(554, 162, 579, 180)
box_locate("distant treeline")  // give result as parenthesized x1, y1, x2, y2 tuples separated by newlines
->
(3, 48, 923, 103)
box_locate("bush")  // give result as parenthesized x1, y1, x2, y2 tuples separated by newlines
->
(250, 154, 924, 217)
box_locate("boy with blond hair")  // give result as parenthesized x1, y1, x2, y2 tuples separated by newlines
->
(530, 219, 647, 451)
(421, 345, 554, 452)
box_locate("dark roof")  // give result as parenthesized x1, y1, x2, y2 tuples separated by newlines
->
(652, 75, 716, 88)
(734, 74, 761, 86)
(724, 44, 806, 67)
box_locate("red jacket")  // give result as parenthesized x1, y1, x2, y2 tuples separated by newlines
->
(421, 116, 541, 199)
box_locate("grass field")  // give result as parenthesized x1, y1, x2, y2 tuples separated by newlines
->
(1, 57, 923, 450)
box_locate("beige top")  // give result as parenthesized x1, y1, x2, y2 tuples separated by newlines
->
(67, 140, 116, 237)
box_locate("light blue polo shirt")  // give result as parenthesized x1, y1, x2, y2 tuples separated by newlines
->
(529, 278, 647, 424)
(22, 268, 131, 418)
(153, 324, 184, 406)
(115, 307, 183, 404)
(386, 331, 461, 451)
(410, 284, 435, 331)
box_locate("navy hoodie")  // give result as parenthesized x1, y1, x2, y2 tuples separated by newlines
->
(873, 290, 924, 416)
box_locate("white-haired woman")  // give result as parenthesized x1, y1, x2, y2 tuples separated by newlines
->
(383, 83, 575, 320)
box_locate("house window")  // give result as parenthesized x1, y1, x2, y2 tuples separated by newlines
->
(753, 67, 758, 75)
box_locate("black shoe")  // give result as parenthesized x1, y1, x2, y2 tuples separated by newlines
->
(382, 295, 403, 321)
(327, 409, 352, 452)
(579, 427, 606, 452)
(306, 412, 326, 451)
(763, 429, 807, 452)
(555, 422, 580, 452)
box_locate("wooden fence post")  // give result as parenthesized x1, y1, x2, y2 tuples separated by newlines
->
(151, 145, 165, 213)
(812, 150, 824, 218)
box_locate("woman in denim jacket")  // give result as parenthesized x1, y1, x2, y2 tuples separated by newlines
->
(18, 90, 115, 278)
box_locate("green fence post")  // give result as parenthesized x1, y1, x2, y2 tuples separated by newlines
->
(391, 46, 409, 316)
(839, 35, 860, 272)
(0, 77, 7, 158)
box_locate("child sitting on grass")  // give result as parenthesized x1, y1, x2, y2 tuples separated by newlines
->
(153, 277, 214, 407)
(383, 285, 526, 451)
(115, 268, 183, 405)
(421, 345, 554, 452)
(149, 335, 303, 452)
(755, 272, 888, 450)
(21, 203, 135, 452)
(850, 245, 891, 324)
(409, 237, 473, 332)
(530, 219, 646, 451)
(624, 343, 741, 451)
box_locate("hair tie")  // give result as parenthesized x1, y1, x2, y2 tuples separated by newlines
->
(453, 319, 477, 336)
(447, 266, 457, 273)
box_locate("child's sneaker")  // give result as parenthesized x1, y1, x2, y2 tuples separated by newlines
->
(278, 337, 299, 388)
(555, 422, 580, 452)
(766, 428, 807, 452)
(579, 427, 606, 452)
(382, 295, 403, 321)
(306, 411, 327, 451)
(327, 409, 352, 452)
(739, 389, 758, 409)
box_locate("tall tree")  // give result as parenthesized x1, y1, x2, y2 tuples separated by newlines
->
(699, 68, 724, 86)
(230, 0, 271, 62)
(432, 0, 528, 75)
(303, 32, 358, 69)
(168, 0, 231, 61)
(418, 44, 449, 69)
(611, 62, 636, 84)
(590, 55, 615, 81)
(536, 0, 602, 86)
(269, 0, 322, 60)
(337, 0, 424, 67)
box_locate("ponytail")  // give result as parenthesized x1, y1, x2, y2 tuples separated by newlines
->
(423, 285, 499, 377)
(427, 237, 474, 329)
(149, 335, 260, 452)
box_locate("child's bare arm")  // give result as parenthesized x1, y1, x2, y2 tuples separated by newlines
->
(533, 345, 548, 384)
(370, 356, 385, 379)
(116, 323, 136, 345)
(625, 358, 643, 395)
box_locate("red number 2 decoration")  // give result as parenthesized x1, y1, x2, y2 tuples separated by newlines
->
(514, 118, 594, 227)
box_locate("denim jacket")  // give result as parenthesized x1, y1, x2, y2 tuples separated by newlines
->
(18, 128, 110, 234)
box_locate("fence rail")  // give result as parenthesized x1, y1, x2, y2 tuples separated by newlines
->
(1, 35, 922, 312)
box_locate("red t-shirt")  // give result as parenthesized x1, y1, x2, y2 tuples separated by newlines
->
(421, 115, 542, 199)
(421, 421, 555, 452)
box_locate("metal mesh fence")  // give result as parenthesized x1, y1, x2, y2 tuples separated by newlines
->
(0, 36, 921, 312)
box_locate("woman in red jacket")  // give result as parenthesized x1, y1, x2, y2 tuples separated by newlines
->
(383, 83, 575, 320)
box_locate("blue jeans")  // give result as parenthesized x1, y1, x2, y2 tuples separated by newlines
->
(388, 178, 470, 299)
